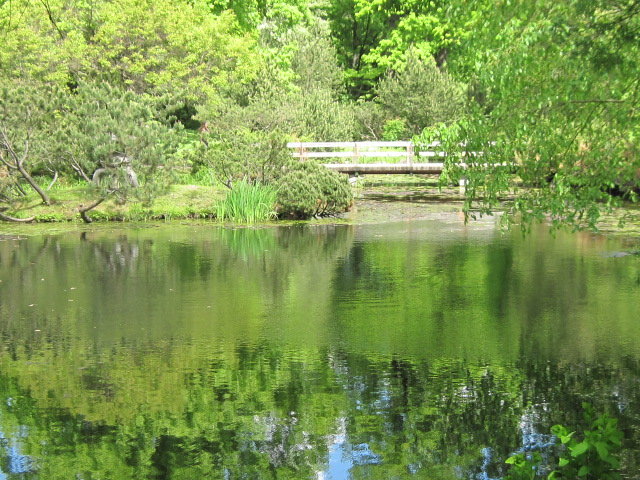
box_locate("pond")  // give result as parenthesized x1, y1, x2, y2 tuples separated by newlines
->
(0, 218, 639, 479)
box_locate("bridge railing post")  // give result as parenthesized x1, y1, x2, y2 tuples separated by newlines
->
(353, 142, 360, 163)
(407, 143, 414, 166)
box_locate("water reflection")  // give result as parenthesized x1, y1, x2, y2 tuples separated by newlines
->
(0, 423, 35, 478)
(0, 221, 638, 478)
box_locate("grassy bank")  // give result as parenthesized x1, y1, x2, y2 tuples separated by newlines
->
(4, 185, 225, 223)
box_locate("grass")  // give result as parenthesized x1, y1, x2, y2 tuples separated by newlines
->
(215, 181, 277, 223)
(174, 167, 218, 187)
(3, 181, 278, 224)
(2, 184, 224, 223)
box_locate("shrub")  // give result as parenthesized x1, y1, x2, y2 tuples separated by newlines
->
(382, 118, 409, 140)
(549, 404, 623, 480)
(200, 128, 291, 188)
(275, 162, 352, 219)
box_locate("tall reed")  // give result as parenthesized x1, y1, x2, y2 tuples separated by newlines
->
(215, 181, 277, 223)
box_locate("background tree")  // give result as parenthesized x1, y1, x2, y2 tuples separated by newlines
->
(440, 0, 640, 230)
(0, 0, 261, 123)
(58, 82, 181, 222)
(0, 81, 61, 210)
(376, 52, 465, 135)
(327, 0, 483, 97)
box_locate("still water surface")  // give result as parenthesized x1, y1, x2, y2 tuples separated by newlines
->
(0, 219, 639, 479)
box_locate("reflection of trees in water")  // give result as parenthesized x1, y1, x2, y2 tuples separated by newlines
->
(1, 226, 639, 476)
(84, 232, 144, 276)
(0, 341, 638, 478)
(329, 226, 640, 362)
(0, 225, 355, 343)
(327, 352, 640, 478)
(77, 224, 355, 297)
(0, 223, 354, 282)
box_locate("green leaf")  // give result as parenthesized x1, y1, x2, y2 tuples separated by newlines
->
(570, 441, 589, 457)
(605, 456, 620, 468)
(595, 441, 609, 460)
(578, 465, 590, 477)
(551, 424, 574, 443)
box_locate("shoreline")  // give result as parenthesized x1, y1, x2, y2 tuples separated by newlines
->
(1, 181, 639, 238)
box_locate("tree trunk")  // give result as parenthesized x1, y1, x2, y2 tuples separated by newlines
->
(46, 170, 59, 190)
(79, 197, 106, 223)
(71, 161, 92, 183)
(1, 131, 51, 204)
(16, 161, 51, 205)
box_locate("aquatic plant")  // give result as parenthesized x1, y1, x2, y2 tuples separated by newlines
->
(215, 181, 277, 223)
(504, 403, 623, 480)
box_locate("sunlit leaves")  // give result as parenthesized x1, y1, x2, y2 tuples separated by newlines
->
(328, 0, 479, 97)
(443, 0, 640, 231)
(0, 0, 260, 106)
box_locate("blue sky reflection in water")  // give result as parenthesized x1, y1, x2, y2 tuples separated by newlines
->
(0, 219, 639, 479)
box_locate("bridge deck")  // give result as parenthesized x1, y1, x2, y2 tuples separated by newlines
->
(323, 162, 445, 175)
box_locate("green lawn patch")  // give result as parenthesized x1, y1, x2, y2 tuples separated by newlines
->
(3, 185, 225, 223)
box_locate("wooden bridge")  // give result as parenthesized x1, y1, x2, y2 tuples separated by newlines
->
(287, 141, 467, 175)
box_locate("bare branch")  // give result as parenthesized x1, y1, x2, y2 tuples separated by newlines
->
(0, 150, 17, 169)
(78, 196, 107, 223)
(46, 170, 58, 190)
(38, 0, 65, 40)
(70, 160, 92, 182)
(19, 136, 29, 167)
(0, 127, 20, 163)
(0, 210, 35, 222)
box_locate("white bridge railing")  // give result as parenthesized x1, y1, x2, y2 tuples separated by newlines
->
(286, 141, 450, 164)
(285, 141, 494, 176)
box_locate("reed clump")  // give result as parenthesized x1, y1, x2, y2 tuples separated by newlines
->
(215, 181, 277, 223)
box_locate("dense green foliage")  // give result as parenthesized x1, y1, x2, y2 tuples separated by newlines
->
(327, 0, 479, 97)
(1, 78, 180, 221)
(200, 128, 290, 188)
(377, 52, 465, 135)
(275, 161, 353, 218)
(441, 0, 640, 230)
(1, 0, 639, 226)
(0, 81, 61, 208)
(0, 0, 258, 108)
(62, 83, 179, 201)
(550, 406, 623, 480)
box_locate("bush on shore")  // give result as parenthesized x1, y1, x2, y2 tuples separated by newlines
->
(275, 162, 352, 219)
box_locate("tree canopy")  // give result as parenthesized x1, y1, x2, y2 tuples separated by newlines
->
(441, 0, 640, 230)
